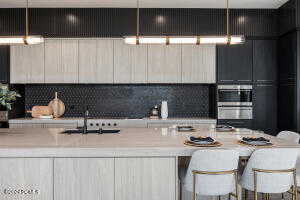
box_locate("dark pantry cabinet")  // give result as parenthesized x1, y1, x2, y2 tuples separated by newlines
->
(253, 40, 277, 83)
(217, 39, 278, 135)
(0, 46, 9, 83)
(252, 40, 277, 135)
(253, 84, 277, 135)
(217, 40, 253, 84)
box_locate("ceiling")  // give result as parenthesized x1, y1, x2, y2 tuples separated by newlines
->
(0, 0, 289, 9)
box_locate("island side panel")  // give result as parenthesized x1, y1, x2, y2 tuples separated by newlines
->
(115, 157, 177, 200)
(0, 158, 53, 200)
(54, 158, 114, 200)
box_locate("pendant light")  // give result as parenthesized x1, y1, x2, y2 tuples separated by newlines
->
(0, 0, 44, 45)
(124, 0, 244, 45)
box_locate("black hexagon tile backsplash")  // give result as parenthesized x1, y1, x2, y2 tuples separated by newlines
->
(25, 84, 216, 118)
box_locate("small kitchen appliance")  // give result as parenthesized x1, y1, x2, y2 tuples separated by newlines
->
(217, 85, 253, 120)
(149, 105, 159, 119)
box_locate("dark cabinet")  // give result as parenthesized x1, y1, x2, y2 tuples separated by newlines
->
(278, 32, 297, 83)
(253, 84, 277, 135)
(253, 40, 277, 83)
(217, 40, 253, 84)
(277, 83, 296, 132)
(0, 46, 10, 83)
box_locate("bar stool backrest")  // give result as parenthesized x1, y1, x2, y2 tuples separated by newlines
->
(277, 131, 300, 143)
(241, 148, 299, 193)
(184, 149, 239, 196)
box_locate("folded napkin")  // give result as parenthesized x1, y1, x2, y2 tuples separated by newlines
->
(190, 136, 215, 143)
(242, 137, 270, 142)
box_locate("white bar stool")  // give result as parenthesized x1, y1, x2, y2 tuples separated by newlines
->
(277, 131, 300, 143)
(182, 149, 240, 200)
(240, 148, 299, 200)
(277, 131, 300, 197)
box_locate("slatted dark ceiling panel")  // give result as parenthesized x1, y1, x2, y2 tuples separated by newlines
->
(0, 8, 277, 38)
(0, 9, 25, 36)
(278, 0, 296, 36)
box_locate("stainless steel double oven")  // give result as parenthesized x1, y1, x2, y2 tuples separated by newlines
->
(217, 85, 253, 120)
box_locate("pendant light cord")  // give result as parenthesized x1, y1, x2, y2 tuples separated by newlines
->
(137, 0, 139, 37)
(26, 0, 29, 38)
(226, 0, 231, 45)
(136, 0, 140, 44)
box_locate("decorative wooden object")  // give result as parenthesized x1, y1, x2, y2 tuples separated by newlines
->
(27, 106, 53, 118)
(48, 92, 65, 118)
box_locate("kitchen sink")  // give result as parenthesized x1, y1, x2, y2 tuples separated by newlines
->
(62, 128, 120, 135)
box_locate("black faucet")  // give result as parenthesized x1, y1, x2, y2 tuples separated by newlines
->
(83, 105, 89, 134)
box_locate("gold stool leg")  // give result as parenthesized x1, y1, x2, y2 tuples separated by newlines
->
(293, 169, 298, 200)
(193, 173, 196, 200)
(234, 171, 239, 200)
(254, 171, 258, 200)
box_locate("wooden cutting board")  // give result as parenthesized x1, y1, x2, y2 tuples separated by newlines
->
(27, 106, 53, 118)
(48, 92, 65, 118)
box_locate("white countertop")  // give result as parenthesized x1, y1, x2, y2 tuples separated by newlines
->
(0, 127, 298, 157)
(9, 117, 217, 124)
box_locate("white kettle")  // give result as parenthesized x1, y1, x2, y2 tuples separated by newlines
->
(161, 101, 168, 119)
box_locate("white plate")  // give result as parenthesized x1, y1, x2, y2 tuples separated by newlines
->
(242, 140, 270, 146)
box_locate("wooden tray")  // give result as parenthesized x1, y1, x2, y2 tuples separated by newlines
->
(237, 140, 274, 147)
(184, 140, 222, 147)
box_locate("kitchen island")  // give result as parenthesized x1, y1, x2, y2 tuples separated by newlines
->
(0, 127, 298, 200)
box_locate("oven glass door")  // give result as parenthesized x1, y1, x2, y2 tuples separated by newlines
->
(218, 89, 252, 106)
(218, 107, 253, 120)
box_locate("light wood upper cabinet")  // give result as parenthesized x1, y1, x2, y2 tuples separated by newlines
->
(114, 40, 147, 83)
(54, 158, 114, 200)
(10, 38, 216, 84)
(10, 44, 45, 83)
(45, 39, 79, 83)
(115, 157, 176, 200)
(147, 45, 181, 83)
(182, 44, 216, 83)
(0, 158, 53, 200)
(79, 39, 114, 83)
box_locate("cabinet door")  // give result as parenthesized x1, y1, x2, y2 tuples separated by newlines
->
(253, 84, 277, 135)
(0, 158, 53, 200)
(148, 45, 181, 83)
(61, 40, 78, 83)
(43, 123, 78, 129)
(114, 40, 147, 83)
(0, 46, 9, 83)
(253, 40, 277, 83)
(182, 45, 216, 83)
(9, 123, 44, 128)
(45, 39, 78, 83)
(79, 39, 114, 83)
(54, 158, 114, 200)
(10, 44, 45, 83)
(278, 83, 296, 131)
(115, 157, 176, 200)
(217, 40, 253, 83)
